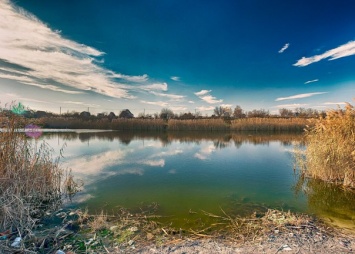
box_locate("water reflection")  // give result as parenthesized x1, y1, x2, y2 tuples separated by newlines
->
(295, 177, 355, 231)
(42, 131, 304, 147)
(39, 131, 354, 230)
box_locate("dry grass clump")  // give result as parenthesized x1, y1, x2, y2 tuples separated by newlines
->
(301, 103, 355, 187)
(0, 114, 77, 243)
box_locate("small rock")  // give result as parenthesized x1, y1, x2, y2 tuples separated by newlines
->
(56, 250, 65, 254)
(56, 212, 67, 218)
(274, 230, 279, 234)
(147, 233, 154, 240)
(282, 244, 292, 251)
(11, 237, 22, 248)
(128, 226, 138, 232)
(128, 240, 134, 246)
(110, 226, 118, 231)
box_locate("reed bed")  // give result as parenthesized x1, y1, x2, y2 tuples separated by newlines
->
(112, 118, 167, 131)
(0, 114, 77, 251)
(40, 116, 310, 132)
(167, 119, 229, 131)
(231, 117, 309, 132)
(299, 103, 355, 187)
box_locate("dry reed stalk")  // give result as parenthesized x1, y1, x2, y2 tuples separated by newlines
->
(0, 112, 79, 251)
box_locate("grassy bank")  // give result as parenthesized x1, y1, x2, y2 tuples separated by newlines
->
(0, 114, 77, 252)
(297, 103, 355, 187)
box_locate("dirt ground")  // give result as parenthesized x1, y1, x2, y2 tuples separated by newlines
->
(110, 224, 355, 254)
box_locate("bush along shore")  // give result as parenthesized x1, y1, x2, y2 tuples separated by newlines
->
(296, 103, 355, 188)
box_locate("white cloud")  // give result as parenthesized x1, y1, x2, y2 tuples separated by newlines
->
(304, 79, 319, 84)
(278, 43, 290, 53)
(140, 159, 165, 167)
(196, 106, 215, 111)
(275, 92, 327, 101)
(141, 82, 168, 91)
(150, 149, 183, 158)
(275, 104, 309, 108)
(188, 101, 195, 104)
(200, 95, 223, 104)
(150, 91, 185, 101)
(170, 106, 187, 111)
(62, 100, 101, 107)
(195, 90, 211, 96)
(140, 100, 168, 107)
(195, 90, 223, 104)
(66, 149, 127, 175)
(323, 102, 346, 105)
(294, 41, 355, 67)
(220, 104, 232, 108)
(194, 144, 215, 160)
(171, 76, 180, 81)
(0, 1, 148, 99)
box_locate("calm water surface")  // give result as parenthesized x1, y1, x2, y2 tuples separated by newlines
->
(41, 131, 355, 231)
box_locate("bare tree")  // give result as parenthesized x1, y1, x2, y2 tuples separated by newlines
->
(233, 105, 245, 118)
(214, 106, 232, 117)
(279, 108, 294, 117)
(160, 108, 174, 119)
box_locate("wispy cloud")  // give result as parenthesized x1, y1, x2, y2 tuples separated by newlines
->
(62, 100, 101, 107)
(194, 90, 223, 104)
(278, 43, 290, 53)
(170, 76, 180, 81)
(140, 100, 168, 107)
(275, 104, 309, 108)
(304, 79, 319, 84)
(294, 41, 355, 67)
(275, 92, 327, 101)
(170, 106, 187, 111)
(196, 106, 215, 111)
(140, 159, 165, 167)
(195, 90, 211, 96)
(323, 102, 346, 105)
(150, 91, 185, 101)
(140, 83, 168, 92)
(0, 1, 150, 99)
(220, 104, 232, 108)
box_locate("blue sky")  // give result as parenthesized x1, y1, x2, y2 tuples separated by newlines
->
(1, 0, 355, 115)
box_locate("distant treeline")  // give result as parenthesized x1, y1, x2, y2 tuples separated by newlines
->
(1, 104, 319, 132)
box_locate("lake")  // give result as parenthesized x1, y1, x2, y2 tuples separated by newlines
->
(40, 131, 355, 231)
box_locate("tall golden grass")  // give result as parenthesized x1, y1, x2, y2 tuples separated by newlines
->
(231, 117, 309, 132)
(41, 116, 310, 132)
(0, 114, 77, 237)
(300, 103, 355, 187)
(168, 119, 228, 131)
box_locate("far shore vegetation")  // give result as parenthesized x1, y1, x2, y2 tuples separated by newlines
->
(0, 103, 323, 132)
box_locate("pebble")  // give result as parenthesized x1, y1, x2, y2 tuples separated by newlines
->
(11, 237, 22, 248)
